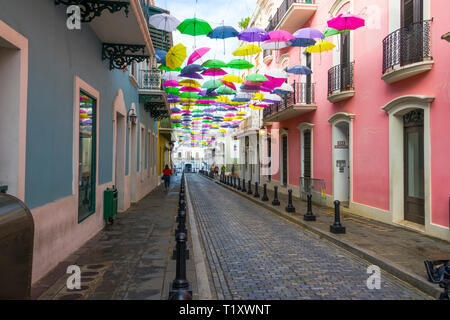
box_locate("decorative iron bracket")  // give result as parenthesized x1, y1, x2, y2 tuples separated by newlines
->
(102, 43, 149, 70)
(55, 0, 130, 23)
(142, 100, 169, 120)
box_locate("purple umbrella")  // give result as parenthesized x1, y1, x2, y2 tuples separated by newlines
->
(238, 28, 270, 42)
(179, 72, 204, 79)
(293, 28, 323, 39)
(181, 63, 205, 74)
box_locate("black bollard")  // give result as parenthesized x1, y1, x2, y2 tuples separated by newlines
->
(237, 178, 241, 190)
(173, 209, 189, 260)
(179, 199, 186, 211)
(234, 177, 237, 189)
(247, 180, 253, 195)
(254, 182, 260, 198)
(272, 186, 280, 206)
(285, 189, 295, 212)
(242, 179, 247, 192)
(330, 200, 346, 234)
(261, 184, 269, 201)
(303, 194, 316, 221)
(169, 232, 193, 300)
(439, 279, 450, 300)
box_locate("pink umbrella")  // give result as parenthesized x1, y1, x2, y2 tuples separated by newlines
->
(180, 86, 201, 92)
(162, 80, 180, 87)
(187, 47, 211, 65)
(221, 80, 237, 90)
(267, 30, 295, 42)
(263, 76, 285, 89)
(327, 13, 365, 31)
(202, 68, 228, 76)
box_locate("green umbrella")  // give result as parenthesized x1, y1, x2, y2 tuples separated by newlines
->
(202, 59, 228, 68)
(323, 27, 349, 38)
(245, 73, 268, 82)
(180, 92, 200, 99)
(165, 87, 180, 95)
(177, 18, 213, 36)
(217, 86, 236, 94)
(158, 65, 182, 71)
(227, 59, 254, 70)
(202, 79, 223, 89)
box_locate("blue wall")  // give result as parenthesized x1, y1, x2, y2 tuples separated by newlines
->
(0, 0, 157, 208)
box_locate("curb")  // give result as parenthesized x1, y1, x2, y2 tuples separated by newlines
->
(205, 176, 441, 299)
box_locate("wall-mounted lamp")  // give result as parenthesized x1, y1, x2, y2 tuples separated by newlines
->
(259, 129, 267, 136)
(127, 108, 137, 127)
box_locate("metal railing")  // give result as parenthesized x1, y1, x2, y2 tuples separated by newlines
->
(263, 82, 315, 118)
(140, 69, 162, 90)
(159, 117, 172, 129)
(327, 61, 354, 96)
(382, 20, 432, 74)
(266, 0, 315, 31)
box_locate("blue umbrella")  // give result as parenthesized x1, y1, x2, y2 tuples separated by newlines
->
(179, 72, 204, 80)
(181, 64, 205, 74)
(289, 38, 316, 47)
(207, 26, 239, 39)
(155, 49, 167, 64)
(287, 65, 312, 75)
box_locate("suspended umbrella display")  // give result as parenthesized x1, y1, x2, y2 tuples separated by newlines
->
(162, 80, 180, 87)
(177, 18, 213, 47)
(180, 86, 202, 93)
(154, 49, 167, 64)
(228, 59, 254, 69)
(260, 41, 291, 50)
(233, 44, 262, 56)
(287, 65, 312, 75)
(265, 69, 288, 79)
(327, 13, 365, 31)
(202, 68, 228, 76)
(149, 13, 180, 32)
(238, 28, 270, 42)
(220, 80, 237, 91)
(202, 79, 222, 89)
(162, 71, 181, 81)
(158, 65, 182, 72)
(246, 73, 269, 82)
(323, 27, 349, 38)
(179, 72, 204, 79)
(293, 28, 324, 40)
(202, 59, 228, 69)
(305, 40, 336, 53)
(166, 43, 187, 69)
(207, 25, 239, 53)
(179, 79, 201, 87)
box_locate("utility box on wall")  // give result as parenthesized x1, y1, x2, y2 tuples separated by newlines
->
(0, 193, 34, 299)
(103, 186, 118, 229)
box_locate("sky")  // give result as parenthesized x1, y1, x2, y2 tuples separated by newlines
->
(154, 0, 257, 66)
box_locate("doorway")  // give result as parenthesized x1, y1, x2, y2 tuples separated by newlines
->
(403, 109, 425, 224)
(333, 121, 350, 206)
(401, 0, 424, 66)
(281, 135, 288, 186)
(115, 112, 126, 211)
(130, 120, 137, 202)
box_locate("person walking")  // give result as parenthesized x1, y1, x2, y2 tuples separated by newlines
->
(162, 165, 172, 191)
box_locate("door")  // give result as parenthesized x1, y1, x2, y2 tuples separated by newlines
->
(282, 135, 288, 186)
(401, 0, 423, 66)
(333, 122, 350, 206)
(340, 31, 351, 91)
(304, 52, 312, 104)
(302, 129, 312, 193)
(403, 109, 425, 225)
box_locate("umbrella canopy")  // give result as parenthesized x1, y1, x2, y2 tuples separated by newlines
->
(162, 80, 180, 87)
(265, 69, 288, 79)
(217, 86, 236, 95)
(246, 73, 269, 82)
(181, 64, 205, 74)
(202, 79, 222, 89)
(267, 30, 296, 42)
(148, 13, 180, 32)
(221, 75, 244, 83)
(260, 41, 291, 50)
(158, 65, 182, 71)
(166, 43, 187, 69)
(287, 65, 312, 75)
(233, 44, 262, 56)
(289, 38, 316, 47)
(177, 18, 213, 36)
(305, 40, 335, 53)
(179, 79, 201, 87)
(293, 28, 324, 39)
(202, 59, 228, 68)
(180, 86, 201, 92)
(228, 59, 254, 69)
(180, 92, 200, 99)
(327, 13, 365, 31)
(161, 71, 181, 81)
(187, 47, 211, 65)
(202, 68, 227, 76)
(179, 72, 204, 79)
(207, 26, 239, 39)
(155, 49, 167, 64)
(238, 28, 270, 42)
(323, 27, 349, 38)
(165, 87, 180, 95)
(220, 80, 237, 90)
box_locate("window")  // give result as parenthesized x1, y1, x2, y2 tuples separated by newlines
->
(78, 91, 97, 222)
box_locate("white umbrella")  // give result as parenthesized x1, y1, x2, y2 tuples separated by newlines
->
(161, 71, 180, 81)
(264, 93, 282, 102)
(260, 41, 291, 50)
(149, 13, 180, 32)
(277, 82, 294, 92)
(265, 68, 288, 79)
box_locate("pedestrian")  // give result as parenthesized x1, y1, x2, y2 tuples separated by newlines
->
(162, 164, 172, 191)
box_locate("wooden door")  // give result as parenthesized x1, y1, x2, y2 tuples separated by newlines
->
(282, 135, 288, 186)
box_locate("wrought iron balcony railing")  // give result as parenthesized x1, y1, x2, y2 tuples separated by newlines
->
(327, 62, 354, 96)
(159, 117, 172, 129)
(382, 20, 432, 74)
(263, 82, 315, 118)
(140, 69, 162, 90)
(266, 0, 315, 31)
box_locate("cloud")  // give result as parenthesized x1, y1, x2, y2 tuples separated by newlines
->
(153, 0, 257, 65)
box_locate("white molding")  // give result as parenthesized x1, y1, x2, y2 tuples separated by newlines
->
(297, 123, 314, 181)
(329, 0, 351, 15)
(381, 60, 434, 84)
(328, 112, 355, 124)
(382, 95, 435, 113)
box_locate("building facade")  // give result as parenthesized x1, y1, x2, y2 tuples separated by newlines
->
(0, 0, 171, 282)
(254, 0, 449, 241)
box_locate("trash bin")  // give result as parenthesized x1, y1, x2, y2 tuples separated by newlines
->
(0, 193, 34, 299)
(103, 186, 118, 229)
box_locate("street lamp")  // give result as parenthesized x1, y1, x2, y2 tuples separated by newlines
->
(127, 108, 137, 127)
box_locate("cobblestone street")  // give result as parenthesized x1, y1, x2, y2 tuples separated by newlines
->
(188, 174, 431, 300)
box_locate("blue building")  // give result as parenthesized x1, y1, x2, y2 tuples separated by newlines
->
(0, 0, 172, 283)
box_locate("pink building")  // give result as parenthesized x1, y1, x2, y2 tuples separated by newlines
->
(260, 0, 449, 241)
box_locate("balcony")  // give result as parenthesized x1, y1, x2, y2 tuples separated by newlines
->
(139, 69, 170, 119)
(327, 62, 355, 103)
(266, 0, 317, 33)
(141, 0, 174, 51)
(382, 20, 433, 84)
(263, 82, 316, 123)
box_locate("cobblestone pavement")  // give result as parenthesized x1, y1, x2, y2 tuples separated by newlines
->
(188, 174, 431, 300)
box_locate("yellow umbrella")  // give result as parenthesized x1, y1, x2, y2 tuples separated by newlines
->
(166, 43, 187, 69)
(253, 92, 265, 100)
(221, 75, 244, 83)
(305, 40, 335, 53)
(179, 79, 201, 87)
(233, 44, 262, 56)
(216, 95, 232, 104)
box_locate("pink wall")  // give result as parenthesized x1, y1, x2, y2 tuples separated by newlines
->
(264, 0, 450, 227)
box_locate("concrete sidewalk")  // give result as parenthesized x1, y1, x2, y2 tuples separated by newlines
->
(209, 175, 450, 299)
(31, 175, 199, 300)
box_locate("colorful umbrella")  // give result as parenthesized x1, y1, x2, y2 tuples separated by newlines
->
(233, 44, 262, 56)
(202, 59, 228, 68)
(289, 38, 316, 47)
(187, 47, 211, 65)
(265, 69, 288, 79)
(260, 41, 291, 50)
(305, 40, 335, 53)
(161, 71, 181, 81)
(323, 27, 349, 38)
(202, 79, 222, 89)
(221, 75, 244, 83)
(180, 86, 201, 93)
(327, 13, 365, 31)
(293, 28, 324, 39)
(202, 68, 228, 76)
(177, 18, 213, 36)
(228, 59, 254, 69)
(267, 30, 296, 42)
(149, 13, 180, 32)
(238, 28, 270, 42)
(181, 64, 205, 74)
(179, 79, 201, 87)
(162, 80, 180, 87)
(246, 73, 269, 82)
(287, 65, 312, 75)
(179, 72, 204, 79)
(166, 43, 187, 69)
(154, 49, 167, 64)
(220, 80, 237, 90)
(158, 65, 182, 72)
